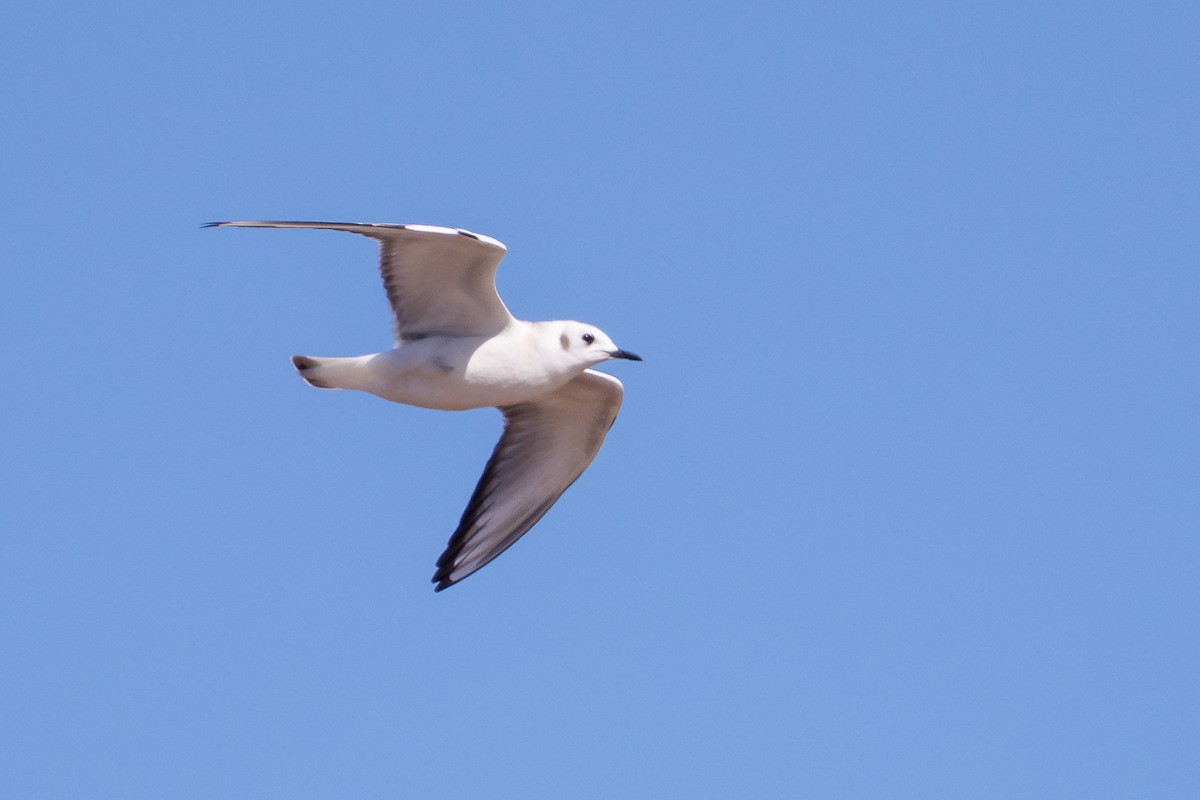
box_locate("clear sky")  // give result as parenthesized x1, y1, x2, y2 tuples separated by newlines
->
(2, 1, 1197, 797)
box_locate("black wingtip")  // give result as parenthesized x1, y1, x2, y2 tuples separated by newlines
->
(432, 560, 466, 592)
(201, 221, 223, 228)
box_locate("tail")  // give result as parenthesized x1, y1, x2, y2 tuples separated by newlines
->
(291, 355, 360, 390)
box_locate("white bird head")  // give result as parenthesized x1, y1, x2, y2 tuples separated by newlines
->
(551, 321, 642, 368)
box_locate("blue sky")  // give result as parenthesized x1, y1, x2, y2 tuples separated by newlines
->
(2, 1, 1197, 797)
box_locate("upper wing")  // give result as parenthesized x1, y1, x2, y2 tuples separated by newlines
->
(432, 370, 626, 591)
(206, 220, 514, 342)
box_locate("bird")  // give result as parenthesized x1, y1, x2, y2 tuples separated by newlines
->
(206, 220, 641, 591)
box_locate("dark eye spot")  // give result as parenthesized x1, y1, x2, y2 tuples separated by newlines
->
(582, 333, 595, 345)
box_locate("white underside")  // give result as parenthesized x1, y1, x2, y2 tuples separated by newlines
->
(303, 331, 579, 411)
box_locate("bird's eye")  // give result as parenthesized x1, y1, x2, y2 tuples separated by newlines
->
(582, 333, 595, 345)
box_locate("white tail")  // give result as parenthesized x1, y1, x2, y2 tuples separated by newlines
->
(291, 355, 374, 391)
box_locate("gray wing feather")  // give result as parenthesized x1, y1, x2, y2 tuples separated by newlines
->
(206, 220, 513, 342)
(432, 370, 625, 591)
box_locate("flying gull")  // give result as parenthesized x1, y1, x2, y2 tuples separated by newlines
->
(206, 221, 641, 591)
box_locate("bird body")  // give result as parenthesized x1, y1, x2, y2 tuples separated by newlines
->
(298, 322, 599, 411)
(207, 220, 640, 590)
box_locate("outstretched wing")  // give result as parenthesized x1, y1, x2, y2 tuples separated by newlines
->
(432, 370, 625, 591)
(206, 221, 514, 342)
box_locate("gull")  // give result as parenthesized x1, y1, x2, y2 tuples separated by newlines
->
(206, 220, 641, 591)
